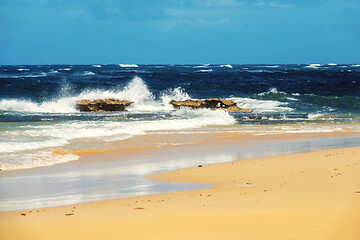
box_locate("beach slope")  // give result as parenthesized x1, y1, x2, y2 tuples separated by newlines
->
(1, 147, 359, 240)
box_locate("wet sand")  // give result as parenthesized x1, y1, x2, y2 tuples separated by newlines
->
(1, 145, 359, 239)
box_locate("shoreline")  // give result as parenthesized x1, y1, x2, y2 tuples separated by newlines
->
(0, 131, 360, 212)
(1, 144, 360, 239)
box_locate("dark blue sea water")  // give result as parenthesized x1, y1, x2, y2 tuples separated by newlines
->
(1, 64, 359, 108)
(0, 63, 359, 170)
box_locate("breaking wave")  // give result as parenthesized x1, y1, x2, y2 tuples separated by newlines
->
(119, 64, 138, 68)
(198, 69, 213, 73)
(305, 64, 322, 69)
(0, 77, 190, 113)
(230, 97, 293, 113)
(220, 64, 233, 68)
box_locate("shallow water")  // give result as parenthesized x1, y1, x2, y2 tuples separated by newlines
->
(0, 133, 359, 212)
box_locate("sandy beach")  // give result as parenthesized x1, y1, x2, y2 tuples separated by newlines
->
(1, 143, 359, 239)
(2, 0, 360, 239)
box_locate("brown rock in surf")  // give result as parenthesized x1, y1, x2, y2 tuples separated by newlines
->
(76, 99, 133, 112)
(170, 98, 250, 112)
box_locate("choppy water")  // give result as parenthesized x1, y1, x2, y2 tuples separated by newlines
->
(0, 64, 359, 170)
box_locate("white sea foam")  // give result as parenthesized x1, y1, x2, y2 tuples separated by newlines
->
(220, 64, 233, 68)
(159, 87, 190, 110)
(92, 65, 102, 68)
(82, 71, 95, 76)
(305, 64, 322, 69)
(0, 150, 79, 171)
(198, 69, 213, 72)
(258, 87, 286, 96)
(351, 64, 360, 67)
(264, 65, 279, 68)
(229, 97, 293, 113)
(119, 64, 138, 68)
(307, 113, 325, 120)
(0, 98, 78, 113)
(17, 68, 30, 71)
(286, 97, 298, 101)
(328, 63, 337, 66)
(0, 139, 69, 153)
(37, 109, 233, 140)
(58, 68, 72, 71)
(194, 64, 210, 68)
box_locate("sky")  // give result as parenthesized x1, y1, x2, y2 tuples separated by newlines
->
(1, 0, 359, 64)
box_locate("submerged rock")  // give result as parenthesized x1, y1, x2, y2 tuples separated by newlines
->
(76, 99, 133, 112)
(170, 98, 250, 112)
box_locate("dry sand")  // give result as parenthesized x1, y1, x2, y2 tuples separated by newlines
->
(1, 147, 360, 240)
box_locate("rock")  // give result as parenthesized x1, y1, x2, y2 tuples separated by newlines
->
(170, 98, 250, 112)
(76, 99, 133, 112)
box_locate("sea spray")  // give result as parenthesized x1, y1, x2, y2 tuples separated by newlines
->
(0, 76, 190, 113)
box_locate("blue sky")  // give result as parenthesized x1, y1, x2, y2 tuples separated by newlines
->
(1, 0, 359, 64)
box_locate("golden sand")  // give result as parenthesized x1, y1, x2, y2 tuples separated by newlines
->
(1, 146, 359, 239)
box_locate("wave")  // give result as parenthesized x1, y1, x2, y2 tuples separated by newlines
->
(286, 97, 298, 101)
(264, 65, 279, 68)
(0, 98, 78, 113)
(307, 113, 325, 120)
(328, 63, 337, 66)
(220, 64, 233, 68)
(92, 65, 102, 68)
(0, 76, 190, 113)
(230, 97, 293, 113)
(0, 149, 79, 171)
(351, 64, 360, 67)
(0, 139, 69, 153)
(31, 109, 234, 140)
(245, 69, 273, 73)
(305, 64, 322, 69)
(258, 87, 286, 96)
(58, 68, 72, 71)
(198, 69, 213, 73)
(119, 64, 138, 68)
(17, 68, 30, 71)
(1, 80, 358, 116)
(82, 71, 95, 76)
(194, 64, 210, 68)
(0, 108, 235, 153)
(252, 87, 360, 114)
(3, 72, 47, 78)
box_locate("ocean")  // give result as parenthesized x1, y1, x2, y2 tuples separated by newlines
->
(1, 63, 359, 171)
